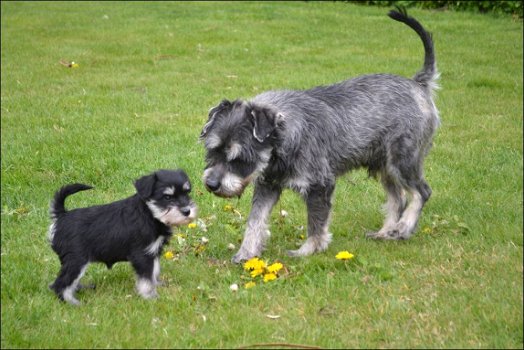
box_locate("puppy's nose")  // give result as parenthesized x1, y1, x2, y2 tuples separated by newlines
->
(180, 207, 191, 217)
(205, 179, 220, 192)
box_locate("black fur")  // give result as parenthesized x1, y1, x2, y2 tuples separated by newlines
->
(48, 169, 197, 305)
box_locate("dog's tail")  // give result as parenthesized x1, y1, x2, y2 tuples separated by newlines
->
(388, 7, 439, 91)
(50, 183, 93, 219)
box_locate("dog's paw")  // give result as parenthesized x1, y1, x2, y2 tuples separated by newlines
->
(366, 230, 387, 239)
(63, 295, 82, 306)
(286, 249, 304, 257)
(231, 250, 258, 264)
(136, 279, 158, 299)
(154, 279, 166, 287)
(76, 283, 96, 291)
(366, 230, 406, 240)
(68, 299, 82, 306)
(288, 234, 331, 257)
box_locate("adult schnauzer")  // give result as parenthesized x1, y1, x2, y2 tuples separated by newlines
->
(48, 169, 197, 305)
(200, 8, 440, 263)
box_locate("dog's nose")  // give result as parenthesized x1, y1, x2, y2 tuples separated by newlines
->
(205, 179, 220, 192)
(180, 207, 191, 217)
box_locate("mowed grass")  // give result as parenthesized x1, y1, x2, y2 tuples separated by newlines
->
(1, 1, 522, 348)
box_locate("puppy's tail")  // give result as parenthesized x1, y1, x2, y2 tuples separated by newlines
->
(50, 183, 93, 219)
(388, 7, 439, 92)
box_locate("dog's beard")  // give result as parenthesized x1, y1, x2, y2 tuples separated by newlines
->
(203, 169, 259, 198)
(147, 201, 197, 226)
(203, 149, 271, 198)
(217, 172, 251, 198)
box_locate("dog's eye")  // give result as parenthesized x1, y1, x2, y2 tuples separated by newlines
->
(163, 195, 173, 200)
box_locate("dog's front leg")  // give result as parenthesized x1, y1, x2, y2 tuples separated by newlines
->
(288, 184, 334, 257)
(232, 182, 281, 263)
(131, 256, 158, 299)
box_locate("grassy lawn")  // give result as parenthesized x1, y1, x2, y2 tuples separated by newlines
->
(1, 1, 522, 348)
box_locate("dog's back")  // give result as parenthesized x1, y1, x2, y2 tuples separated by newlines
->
(251, 8, 439, 180)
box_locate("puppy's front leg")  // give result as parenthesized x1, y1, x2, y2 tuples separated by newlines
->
(131, 256, 158, 299)
(232, 182, 281, 263)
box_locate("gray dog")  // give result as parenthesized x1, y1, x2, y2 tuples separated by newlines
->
(200, 8, 440, 263)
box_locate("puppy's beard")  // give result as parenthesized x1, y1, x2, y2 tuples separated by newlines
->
(147, 202, 197, 226)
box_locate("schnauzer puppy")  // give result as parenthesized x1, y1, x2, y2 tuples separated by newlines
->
(48, 169, 197, 305)
(200, 8, 440, 263)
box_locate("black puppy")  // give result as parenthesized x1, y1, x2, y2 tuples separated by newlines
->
(48, 169, 197, 305)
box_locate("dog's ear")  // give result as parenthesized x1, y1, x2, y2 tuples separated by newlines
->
(200, 99, 231, 139)
(251, 106, 282, 143)
(134, 173, 157, 200)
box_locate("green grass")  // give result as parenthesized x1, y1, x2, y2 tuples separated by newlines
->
(1, 1, 522, 348)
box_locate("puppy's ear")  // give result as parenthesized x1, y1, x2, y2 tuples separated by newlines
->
(251, 106, 282, 143)
(134, 173, 157, 200)
(200, 99, 231, 139)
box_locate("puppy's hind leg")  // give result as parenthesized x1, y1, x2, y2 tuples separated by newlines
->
(288, 184, 334, 257)
(50, 261, 89, 306)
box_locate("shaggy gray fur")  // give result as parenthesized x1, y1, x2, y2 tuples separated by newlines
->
(200, 8, 440, 263)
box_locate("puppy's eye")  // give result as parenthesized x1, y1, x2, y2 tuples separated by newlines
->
(163, 195, 173, 200)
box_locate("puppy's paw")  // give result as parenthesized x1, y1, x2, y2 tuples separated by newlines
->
(76, 283, 96, 291)
(68, 299, 82, 306)
(62, 294, 82, 306)
(154, 279, 166, 287)
(136, 279, 158, 299)
(142, 291, 158, 300)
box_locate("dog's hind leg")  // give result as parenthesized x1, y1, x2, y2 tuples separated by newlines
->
(232, 183, 282, 263)
(393, 179, 431, 239)
(367, 173, 407, 239)
(288, 183, 334, 257)
(369, 144, 432, 240)
(50, 261, 89, 306)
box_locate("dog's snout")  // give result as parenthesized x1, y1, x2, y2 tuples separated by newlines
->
(180, 207, 191, 217)
(205, 178, 220, 192)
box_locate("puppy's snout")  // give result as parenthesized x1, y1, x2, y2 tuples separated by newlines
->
(180, 207, 191, 217)
(205, 178, 220, 192)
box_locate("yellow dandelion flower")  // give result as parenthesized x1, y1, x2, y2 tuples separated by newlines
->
(244, 281, 256, 289)
(250, 267, 265, 278)
(422, 226, 432, 234)
(263, 273, 277, 283)
(335, 251, 354, 260)
(224, 204, 233, 212)
(188, 223, 197, 229)
(243, 257, 266, 271)
(164, 251, 174, 260)
(267, 262, 283, 274)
